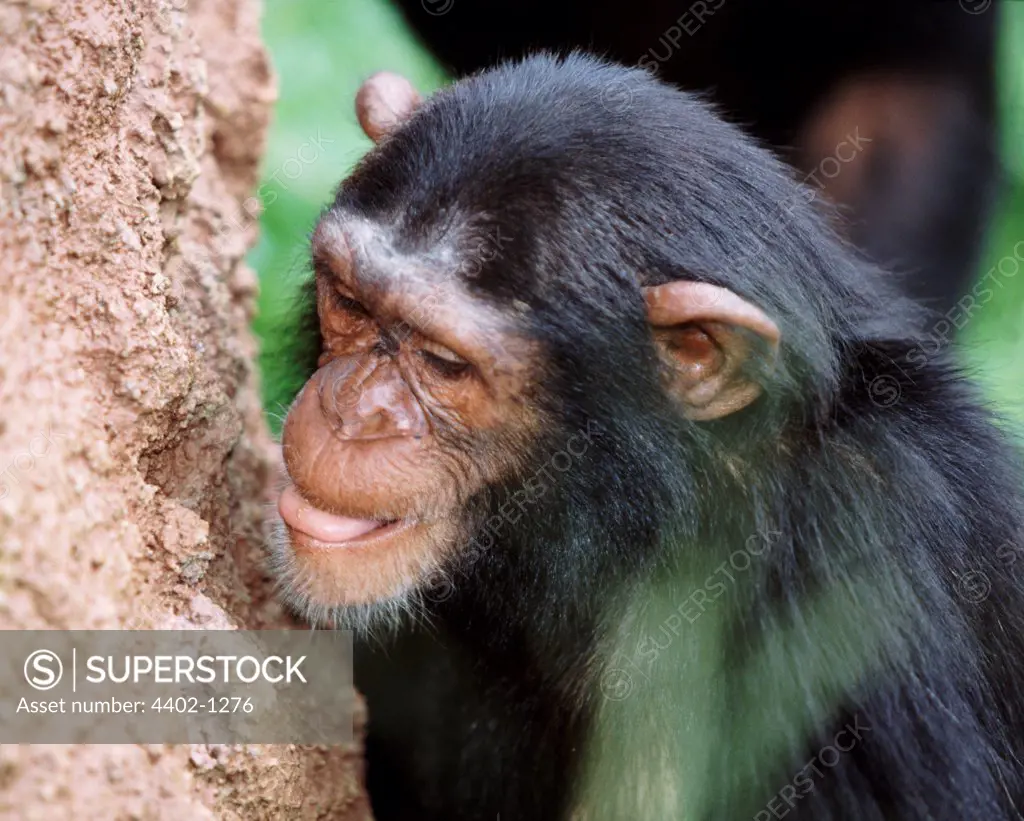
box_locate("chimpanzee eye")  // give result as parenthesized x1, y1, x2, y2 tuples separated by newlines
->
(332, 290, 368, 316)
(418, 340, 472, 379)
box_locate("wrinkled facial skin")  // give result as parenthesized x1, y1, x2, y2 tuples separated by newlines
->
(274, 214, 539, 613)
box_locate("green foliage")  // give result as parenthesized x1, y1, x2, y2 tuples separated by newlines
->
(959, 3, 1024, 424)
(252, 0, 447, 431)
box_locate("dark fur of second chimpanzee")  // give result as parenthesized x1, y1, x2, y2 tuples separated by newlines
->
(301, 54, 1024, 820)
(392, 0, 1001, 317)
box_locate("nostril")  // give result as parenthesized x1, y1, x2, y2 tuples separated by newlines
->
(338, 408, 417, 440)
(340, 408, 385, 437)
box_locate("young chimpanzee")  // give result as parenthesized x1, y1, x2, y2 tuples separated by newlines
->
(393, 0, 1001, 316)
(270, 55, 1024, 820)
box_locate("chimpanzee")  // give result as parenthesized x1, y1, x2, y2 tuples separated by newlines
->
(392, 0, 1001, 316)
(269, 55, 1024, 820)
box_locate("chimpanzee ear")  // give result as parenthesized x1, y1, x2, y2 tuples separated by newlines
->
(643, 281, 781, 420)
(355, 72, 423, 143)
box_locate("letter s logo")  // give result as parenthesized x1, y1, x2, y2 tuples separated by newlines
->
(24, 649, 63, 691)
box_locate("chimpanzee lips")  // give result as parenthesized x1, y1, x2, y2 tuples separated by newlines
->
(278, 485, 400, 545)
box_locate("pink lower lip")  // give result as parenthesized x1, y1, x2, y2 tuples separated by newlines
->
(278, 485, 394, 545)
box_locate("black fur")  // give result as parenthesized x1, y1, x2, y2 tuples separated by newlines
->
(310, 54, 1024, 820)
(392, 0, 1001, 316)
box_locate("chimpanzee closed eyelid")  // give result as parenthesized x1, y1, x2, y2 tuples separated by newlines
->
(268, 54, 1024, 821)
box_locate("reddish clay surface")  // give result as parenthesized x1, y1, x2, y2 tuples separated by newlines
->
(0, 1, 372, 817)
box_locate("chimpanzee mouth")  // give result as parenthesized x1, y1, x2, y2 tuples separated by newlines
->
(278, 484, 408, 548)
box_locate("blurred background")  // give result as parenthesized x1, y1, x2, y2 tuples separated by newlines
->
(250, 0, 1024, 433)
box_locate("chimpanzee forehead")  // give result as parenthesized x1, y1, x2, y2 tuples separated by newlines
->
(314, 204, 549, 313)
(315, 207, 543, 313)
(334, 54, 806, 312)
(336, 150, 644, 310)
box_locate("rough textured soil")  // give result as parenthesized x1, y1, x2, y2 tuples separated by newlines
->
(0, 1, 371, 817)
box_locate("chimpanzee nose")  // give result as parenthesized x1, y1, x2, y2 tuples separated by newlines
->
(317, 355, 428, 441)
